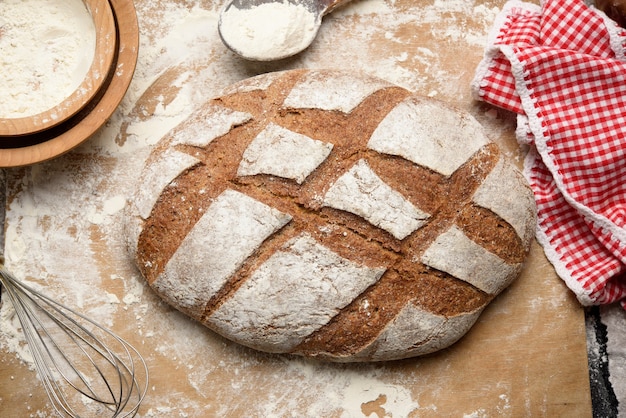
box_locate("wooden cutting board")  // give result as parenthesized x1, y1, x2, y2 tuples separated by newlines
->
(0, 0, 592, 416)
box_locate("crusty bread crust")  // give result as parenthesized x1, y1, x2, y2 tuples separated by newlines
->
(125, 69, 536, 362)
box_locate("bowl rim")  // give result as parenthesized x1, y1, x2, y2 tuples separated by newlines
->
(0, 0, 139, 167)
(0, 0, 118, 137)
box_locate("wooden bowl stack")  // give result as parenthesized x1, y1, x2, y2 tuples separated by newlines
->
(0, 0, 139, 167)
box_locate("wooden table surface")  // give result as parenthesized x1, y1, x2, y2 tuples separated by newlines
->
(0, 0, 592, 416)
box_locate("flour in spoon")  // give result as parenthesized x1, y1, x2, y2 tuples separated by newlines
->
(219, 1, 317, 60)
(0, 0, 96, 118)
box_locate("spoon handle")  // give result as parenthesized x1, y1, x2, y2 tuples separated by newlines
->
(320, 0, 353, 15)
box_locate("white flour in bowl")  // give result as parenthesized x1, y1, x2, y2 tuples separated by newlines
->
(0, 0, 96, 119)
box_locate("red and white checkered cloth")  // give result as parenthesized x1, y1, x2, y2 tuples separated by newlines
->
(472, 0, 626, 308)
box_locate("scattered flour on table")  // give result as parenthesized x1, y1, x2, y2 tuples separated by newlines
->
(249, 360, 421, 417)
(0, 0, 95, 118)
(462, 394, 511, 418)
(0, 300, 34, 368)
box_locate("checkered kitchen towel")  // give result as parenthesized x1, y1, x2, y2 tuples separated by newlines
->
(472, 0, 626, 307)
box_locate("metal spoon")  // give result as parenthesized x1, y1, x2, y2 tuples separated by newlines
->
(218, 0, 351, 61)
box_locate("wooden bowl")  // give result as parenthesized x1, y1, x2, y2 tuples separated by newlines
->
(0, 0, 117, 137)
(0, 0, 139, 167)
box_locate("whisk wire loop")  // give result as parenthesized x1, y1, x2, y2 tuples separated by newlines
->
(0, 264, 148, 417)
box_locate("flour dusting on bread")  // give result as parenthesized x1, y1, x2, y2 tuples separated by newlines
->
(125, 69, 536, 362)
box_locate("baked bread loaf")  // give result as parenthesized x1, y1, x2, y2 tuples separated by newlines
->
(124, 69, 536, 362)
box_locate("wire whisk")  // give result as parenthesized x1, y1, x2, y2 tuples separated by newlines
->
(0, 263, 149, 417)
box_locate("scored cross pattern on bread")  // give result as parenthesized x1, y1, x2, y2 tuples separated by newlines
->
(125, 69, 536, 362)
